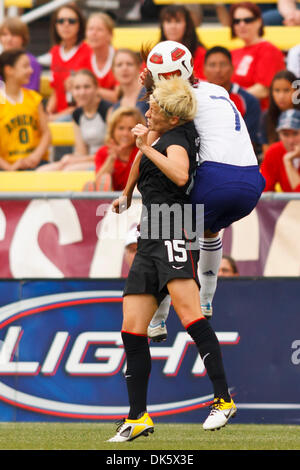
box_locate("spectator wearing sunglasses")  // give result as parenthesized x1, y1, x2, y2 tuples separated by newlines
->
(230, 2, 285, 111)
(46, 2, 91, 122)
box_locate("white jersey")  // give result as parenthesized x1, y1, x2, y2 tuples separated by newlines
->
(192, 81, 258, 167)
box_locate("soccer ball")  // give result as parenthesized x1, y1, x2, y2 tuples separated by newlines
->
(147, 40, 193, 82)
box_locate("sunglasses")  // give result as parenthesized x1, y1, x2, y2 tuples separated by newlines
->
(56, 18, 78, 25)
(233, 16, 257, 25)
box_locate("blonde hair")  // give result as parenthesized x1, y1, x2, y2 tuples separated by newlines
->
(152, 77, 197, 123)
(87, 12, 115, 36)
(105, 106, 145, 143)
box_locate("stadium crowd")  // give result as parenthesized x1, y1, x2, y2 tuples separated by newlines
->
(0, 1, 300, 191)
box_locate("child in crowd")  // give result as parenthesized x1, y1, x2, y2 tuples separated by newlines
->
(0, 17, 41, 92)
(0, 49, 50, 171)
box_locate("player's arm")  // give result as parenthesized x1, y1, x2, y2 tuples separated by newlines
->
(112, 150, 142, 214)
(132, 124, 189, 186)
(112, 130, 160, 214)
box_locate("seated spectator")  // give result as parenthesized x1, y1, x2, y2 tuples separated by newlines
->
(0, 17, 41, 92)
(93, 107, 145, 191)
(109, 48, 149, 119)
(203, 46, 261, 152)
(259, 70, 300, 155)
(218, 255, 240, 277)
(287, 43, 300, 78)
(85, 12, 119, 103)
(0, 49, 51, 171)
(38, 69, 110, 172)
(262, 0, 300, 25)
(229, 2, 285, 110)
(46, 2, 91, 122)
(261, 109, 300, 191)
(158, 4, 206, 80)
(282, 142, 300, 191)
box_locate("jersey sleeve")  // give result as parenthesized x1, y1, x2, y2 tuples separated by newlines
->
(161, 127, 191, 154)
(72, 107, 82, 125)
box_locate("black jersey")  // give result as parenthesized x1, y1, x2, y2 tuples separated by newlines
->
(137, 121, 199, 210)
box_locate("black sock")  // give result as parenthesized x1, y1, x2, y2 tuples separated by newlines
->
(121, 331, 151, 419)
(186, 318, 231, 401)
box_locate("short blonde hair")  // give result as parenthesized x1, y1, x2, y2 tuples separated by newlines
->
(105, 106, 145, 143)
(152, 77, 197, 123)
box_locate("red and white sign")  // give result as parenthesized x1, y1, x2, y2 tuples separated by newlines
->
(0, 197, 299, 278)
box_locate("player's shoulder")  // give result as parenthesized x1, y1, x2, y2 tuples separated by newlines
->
(194, 80, 229, 98)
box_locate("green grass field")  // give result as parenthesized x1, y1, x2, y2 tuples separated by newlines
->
(0, 422, 299, 450)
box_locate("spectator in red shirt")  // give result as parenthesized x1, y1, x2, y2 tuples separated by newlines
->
(261, 109, 300, 192)
(46, 3, 91, 121)
(85, 12, 119, 103)
(158, 4, 206, 80)
(94, 107, 145, 191)
(229, 2, 285, 111)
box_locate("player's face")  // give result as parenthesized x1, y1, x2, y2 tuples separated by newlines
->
(145, 100, 174, 134)
(72, 74, 97, 107)
(11, 54, 33, 85)
(86, 17, 111, 49)
(279, 129, 300, 152)
(272, 79, 295, 111)
(113, 52, 139, 85)
(0, 28, 24, 50)
(204, 52, 233, 88)
(232, 7, 261, 43)
(113, 116, 137, 147)
(55, 8, 80, 43)
(162, 14, 186, 42)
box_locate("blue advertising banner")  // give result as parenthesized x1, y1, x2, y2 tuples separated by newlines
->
(0, 278, 299, 424)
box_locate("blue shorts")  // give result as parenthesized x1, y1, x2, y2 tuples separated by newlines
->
(190, 161, 265, 233)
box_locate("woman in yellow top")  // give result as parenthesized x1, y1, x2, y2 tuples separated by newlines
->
(0, 49, 51, 170)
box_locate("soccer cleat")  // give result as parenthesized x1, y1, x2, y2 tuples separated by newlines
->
(147, 321, 167, 342)
(201, 303, 213, 320)
(107, 412, 154, 442)
(203, 398, 237, 431)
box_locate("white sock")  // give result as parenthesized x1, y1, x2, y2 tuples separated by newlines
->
(150, 295, 171, 327)
(199, 236, 223, 306)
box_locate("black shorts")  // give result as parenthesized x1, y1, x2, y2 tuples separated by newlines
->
(124, 237, 200, 303)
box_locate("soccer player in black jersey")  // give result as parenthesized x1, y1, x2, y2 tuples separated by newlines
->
(108, 77, 236, 442)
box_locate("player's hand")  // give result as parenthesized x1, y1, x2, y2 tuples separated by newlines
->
(112, 194, 131, 214)
(139, 68, 148, 86)
(131, 124, 149, 149)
